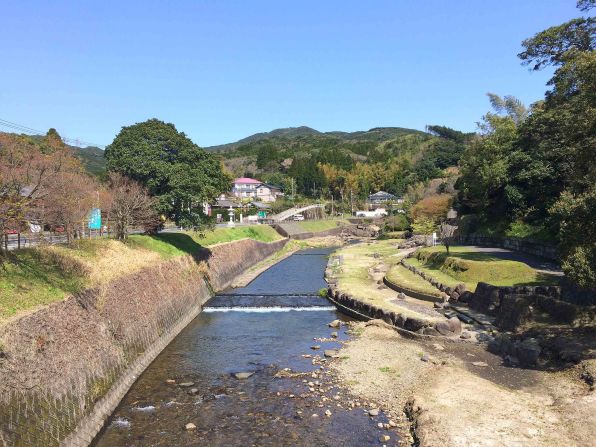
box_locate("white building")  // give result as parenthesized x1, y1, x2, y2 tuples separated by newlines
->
(232, 177, 283, 202)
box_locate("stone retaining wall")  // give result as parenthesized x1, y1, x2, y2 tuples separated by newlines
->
(382, 275, 443, 303)
(400, 258, 468, 303)
(464, 282, 595, 332)
(325, 253, 461, 338)
(0, 238, 288, 447)
(456, 234, 559, 261)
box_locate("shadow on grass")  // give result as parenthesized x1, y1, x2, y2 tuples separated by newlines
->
(140, 233, 212, 262)
(510, 272, 561, 287)
(2, 250, 84, 295)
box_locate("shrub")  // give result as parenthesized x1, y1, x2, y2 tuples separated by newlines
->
(384, 214, 409, 232)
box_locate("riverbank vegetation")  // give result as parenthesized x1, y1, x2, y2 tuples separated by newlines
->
(0, 225, 283, 322)
(455, 5, 595, 289)
(406, 246, 560, 291)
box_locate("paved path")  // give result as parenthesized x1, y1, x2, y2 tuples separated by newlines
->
(464, 245, 563, 276)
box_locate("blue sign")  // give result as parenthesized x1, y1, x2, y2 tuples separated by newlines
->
(88, 208, 101, 229)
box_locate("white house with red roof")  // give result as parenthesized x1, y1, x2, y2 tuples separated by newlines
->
(232, 177, 283, 202)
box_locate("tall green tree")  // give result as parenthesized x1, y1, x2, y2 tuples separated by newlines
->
(458, 1, 595, 289)
(105, 119, 230, 227)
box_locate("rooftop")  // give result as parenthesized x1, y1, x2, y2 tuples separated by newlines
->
(233, 177, 262, 185)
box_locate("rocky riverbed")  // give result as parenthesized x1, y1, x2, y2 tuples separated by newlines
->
(328, 319, 596, 447)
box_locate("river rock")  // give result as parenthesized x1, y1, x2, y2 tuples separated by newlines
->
(324, 409, 332, 417)
(404, 317, 426, 332)
(331, 331, 338, 338)
(472, 361, 489, 367)
(460, 331, 472, 339)
(311, 345, 321, 350)
(165, 379, 176, 384)
(185, 423, 196, 430)
(324, 350, 339, 358)
(447, 316, 462, 334)
(515, 338, 542, 366)
(233, 372, 255, 379)
(368, 408, 380, 416)
(422, 327, 441, 336)
(179, 382, 194, 387)
(434, 321, 452, 336)
(380, 434, 391, 442)
(328, 320, 341, 328)
(188, 388, 199, 395)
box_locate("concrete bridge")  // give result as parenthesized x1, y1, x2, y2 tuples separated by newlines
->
(269, 204, 325, 222)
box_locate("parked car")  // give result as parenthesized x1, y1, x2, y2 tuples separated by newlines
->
(292, 214, 305, 221)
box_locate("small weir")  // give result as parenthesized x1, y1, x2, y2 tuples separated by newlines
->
(204, 294, 335, 312)
(93, 248, 396, 446)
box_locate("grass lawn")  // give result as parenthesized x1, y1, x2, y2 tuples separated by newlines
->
(128, 225, 283, 258)
(385, 264, 443, 298)
(0, 250, 85, 321)
(0, 225, 284, 322)
(296, 219, 346, 233)
(411, 246, 560, 290)
(332, 239, 440, 321)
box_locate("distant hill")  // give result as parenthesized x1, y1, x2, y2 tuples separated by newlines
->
(71, 146, 106, 176)
(206, 126, 321, 152)
(205, 126, 425, 152)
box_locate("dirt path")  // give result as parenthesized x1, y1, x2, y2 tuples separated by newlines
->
(331, 321, 594, 447)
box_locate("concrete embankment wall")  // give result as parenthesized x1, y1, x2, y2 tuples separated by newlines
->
(272, 222, 345, 240)
(0, 238, 287, 447)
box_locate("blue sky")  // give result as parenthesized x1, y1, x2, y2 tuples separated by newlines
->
(0, 1, 582, 147)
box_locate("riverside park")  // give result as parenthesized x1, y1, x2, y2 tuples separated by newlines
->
(1, 1, 594, 446)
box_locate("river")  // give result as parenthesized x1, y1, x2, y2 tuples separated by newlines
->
(93, 248, 392, 446)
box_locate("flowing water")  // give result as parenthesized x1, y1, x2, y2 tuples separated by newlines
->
(93, 248, 394, 446)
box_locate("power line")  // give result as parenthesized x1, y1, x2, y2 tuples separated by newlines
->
(0, 118, 106, 149)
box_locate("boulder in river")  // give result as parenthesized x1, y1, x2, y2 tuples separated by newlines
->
(328, 320, 341, 329)
(324, 350, 339, 358)
(185, 423, 196, 430)
(233, 371, 255, 379)
(179, 382, 194, 387)
(368, 408, 380, 416)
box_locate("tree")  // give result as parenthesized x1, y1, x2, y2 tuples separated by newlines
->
(550, 186, 596, 288)
(440, 222, 458, 254)
(106, 173, 159, 240)
(105, 119, 230, 227)
(518, 17, 595, 70)
(411, 217, 436, 235)
(456, 94, 523, 219)
(456, 2, 596, 291)
(410, 194, 452, 223)
(42, 170, 97, 243)
(0, 130, 84, 243)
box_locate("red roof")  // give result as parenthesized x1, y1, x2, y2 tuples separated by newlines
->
(233, 177, 262, 184)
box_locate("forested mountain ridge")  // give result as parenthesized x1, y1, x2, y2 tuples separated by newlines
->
(216, 125, 473, 199)
(205, 125, 427, 152)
